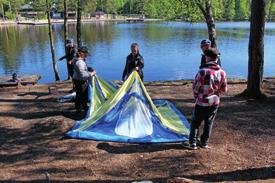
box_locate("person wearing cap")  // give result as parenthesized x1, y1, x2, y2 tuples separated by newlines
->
(183, 48, 227, 150)
(200, 39, 221, 69)
(59, 39, 77, 80)
(11, 73, 20, 83)
(73, 46, 96, 114)
(122, 43, 144, 81)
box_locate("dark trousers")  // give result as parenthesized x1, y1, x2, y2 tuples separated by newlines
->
(138, 71, 144, 81)
(67, 63, 75, 91)
(67, 62, 74, 78)
(73, 79, 88, 112)
(189, 105, 218, 145)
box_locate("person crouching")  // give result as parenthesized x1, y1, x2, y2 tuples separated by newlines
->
(73, 46, 96, 115)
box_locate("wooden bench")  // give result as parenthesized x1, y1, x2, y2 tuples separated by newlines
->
(0, 75, 41, 87)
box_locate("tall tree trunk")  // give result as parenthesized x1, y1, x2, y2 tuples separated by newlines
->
(64, 0, 68, 48)
(268, 0, 274, 21)
(63, 0, 70, 80)
(46, 0, 60, 81)
(1, 1, 4, 20)
(14, 5, 18, 21)
(76, 0, 82, 47)
(248, 0, 252, 12)
(244, 0, 266, 99)
(195, 0, 217, 48)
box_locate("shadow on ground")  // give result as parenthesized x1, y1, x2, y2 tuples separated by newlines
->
(186, 166, 275, 182)
(0, 166, 273, 183)
(97, 142, 184, 154)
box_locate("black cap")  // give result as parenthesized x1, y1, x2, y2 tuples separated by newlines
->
(66, 38, 74, 44)
(12, 73, 17, 79)
(78, 46, 90, 55)
(200, 39, 211, 45)
(204, 48, 219, 59)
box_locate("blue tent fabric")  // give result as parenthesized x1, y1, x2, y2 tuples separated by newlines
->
(66, 71, 190, 143)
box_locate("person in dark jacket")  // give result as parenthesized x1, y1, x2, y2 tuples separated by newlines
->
(200, 39, 221, 69)
(122, 43, 144, 81)
(73, 46, 96, 115)
(59, 39, 77, 80)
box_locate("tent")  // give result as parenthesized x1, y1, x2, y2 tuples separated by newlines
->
(66, 71, 190, 143)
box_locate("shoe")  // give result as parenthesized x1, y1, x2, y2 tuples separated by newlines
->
(198, 141, 210, 149)
(182, 141, 197, 150)
(201, 144, 210, 149)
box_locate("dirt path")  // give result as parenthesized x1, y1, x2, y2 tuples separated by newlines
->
(0, 79, 274, 182)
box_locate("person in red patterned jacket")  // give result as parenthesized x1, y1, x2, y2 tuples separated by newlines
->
(183, 48, 227, 150)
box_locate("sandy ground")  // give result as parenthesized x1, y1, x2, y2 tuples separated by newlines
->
(0, 78, 274, 183)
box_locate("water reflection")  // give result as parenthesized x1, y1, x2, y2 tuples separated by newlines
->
(0, 22, 274, 83)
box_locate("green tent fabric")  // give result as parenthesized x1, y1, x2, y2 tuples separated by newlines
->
(67, 71, 190, 143)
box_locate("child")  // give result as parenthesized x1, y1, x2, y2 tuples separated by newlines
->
(73, 46, 96, 115)
(122, 43, 144, 81)
(59, 39, 77, 80)
(184, 48, 227, 150)
(200, 39, 221, 68)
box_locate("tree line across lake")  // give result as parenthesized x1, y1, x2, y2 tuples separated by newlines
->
(0, 0, 274, 21)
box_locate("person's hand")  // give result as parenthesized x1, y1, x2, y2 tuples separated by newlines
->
(68, 60, 72, 65)
(90, 70, 96, 76)
(135, 67, 139, 71)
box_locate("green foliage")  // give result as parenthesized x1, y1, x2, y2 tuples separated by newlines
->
(234, 0, 250, 20)
(104, 0, 118, 14)
(267, 0, 275, 21)
(223, 0, 235, 21)
(83, 0, 97, 15)
(0, 0, 255, 21)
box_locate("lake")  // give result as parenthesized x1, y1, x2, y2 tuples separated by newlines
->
(0, 21, 274, 83)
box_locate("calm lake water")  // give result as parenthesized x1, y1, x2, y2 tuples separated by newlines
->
(0, 22, 274, 83)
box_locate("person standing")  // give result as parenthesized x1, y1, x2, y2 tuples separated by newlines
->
(73, 46, 96, 115)
(122, 43, 144, 81)
(200, 39, 221, 69)
(183, 48, 227, 150)
(59, 39, 77, 80)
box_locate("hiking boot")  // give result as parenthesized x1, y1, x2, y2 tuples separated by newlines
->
(182, 141, 197, 150)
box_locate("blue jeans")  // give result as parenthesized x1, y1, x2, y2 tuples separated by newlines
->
(189, 105, 218, 146)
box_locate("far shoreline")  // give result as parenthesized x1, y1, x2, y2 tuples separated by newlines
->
(0, 18, 163, 26)
(1, 18, 275, 26)
(1, 76, 274, 88)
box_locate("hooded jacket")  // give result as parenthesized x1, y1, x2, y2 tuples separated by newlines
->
(122, 53, 144, 81)
(193, 61, 227, 106)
